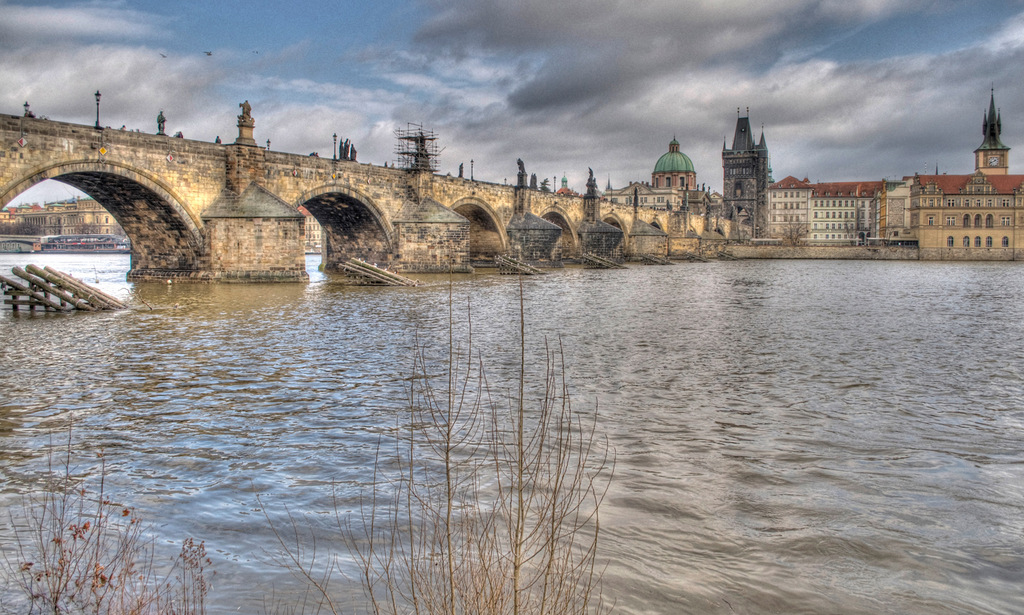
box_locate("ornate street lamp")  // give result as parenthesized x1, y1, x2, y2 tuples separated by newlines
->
(266, 139, 271, 150)
(333, 133, 338, 160)
(94, 90, 102, 129)
(23, 101, 32, 118)
(470, 159, 474, 181)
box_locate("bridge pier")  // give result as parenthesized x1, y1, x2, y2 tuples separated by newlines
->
(198, 183, 308, 282)
(506, 184, 562, 266)
(392, 197, 473, 273)
(579, 169, 624, 261)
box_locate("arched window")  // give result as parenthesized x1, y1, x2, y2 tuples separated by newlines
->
(986, 214, 994, 228)
(986, 236, 993, 247)
(975, 236, 982, 247)
(947, 236, 955, 247)
(963, 236, 970, 247)
(975, 214, 982, 227)
(1002, 236, 1010, 247)
(963, 214, 971, 227)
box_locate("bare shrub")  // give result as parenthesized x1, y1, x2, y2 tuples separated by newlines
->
(3, 429, 211, 615)
(265, 279, 613, 614)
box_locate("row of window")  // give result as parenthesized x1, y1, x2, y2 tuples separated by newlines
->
(814, 200, 860, 207)
(814, 223, 854, 230)
(922, 197, 1014, 207)
(946, 236, 1011, 247)
(927, 214, 1011, 227)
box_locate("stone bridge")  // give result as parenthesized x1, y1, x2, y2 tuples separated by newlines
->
(1, 108, 724, 282)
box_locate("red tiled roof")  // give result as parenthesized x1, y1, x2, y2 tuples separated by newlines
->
(770, 176, 811, 189)
(810, 181, 884, 197)
(911, 174, 1024, 194)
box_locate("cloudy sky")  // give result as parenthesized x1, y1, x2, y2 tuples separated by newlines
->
(4, 0, 1024, 205)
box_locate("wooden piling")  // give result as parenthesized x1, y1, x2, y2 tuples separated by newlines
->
(1, 265, 128, 312)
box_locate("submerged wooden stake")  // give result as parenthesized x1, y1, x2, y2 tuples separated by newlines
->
(1, 265, 128, 312)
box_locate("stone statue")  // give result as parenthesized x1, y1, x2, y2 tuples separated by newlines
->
(458, 163, 464, 178)
(633, 186, 640, 210)
(516, 158, 527, 188)
(215, 136, 221, 144)
(586, 167, 598, 196)
(517, 158, 525, 175)
(530, 173, 537, 190)
(238, 100, 253, 124)
(157, 110, 166, 135)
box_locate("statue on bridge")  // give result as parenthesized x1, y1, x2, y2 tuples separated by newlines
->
(517, 158, 527, 188)
(235, 100, 257, 146)
(156, 110, 166, 135)
(586, 167, 598, 197)
(458, 163, 464, 178)
(238, 100, 253, 125)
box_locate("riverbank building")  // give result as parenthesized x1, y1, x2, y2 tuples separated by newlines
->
(910, 90, 1024, 260)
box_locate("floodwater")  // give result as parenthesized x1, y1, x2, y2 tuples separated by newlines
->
(2, 253, 1023, 614)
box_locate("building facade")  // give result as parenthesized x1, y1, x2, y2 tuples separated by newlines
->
(767, 177, 881, 245)
(297, 205, 323, 253)
(7, 198, 124, 236)
(767, 176, 811, 244)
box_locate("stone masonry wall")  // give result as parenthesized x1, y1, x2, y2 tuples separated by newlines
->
(394, 221, 471, 273)
(204, 217, 308, 281)
(630, 234, 668, 257)
(729, 245, 920, 260)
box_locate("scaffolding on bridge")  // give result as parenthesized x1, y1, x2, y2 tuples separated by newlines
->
(394, 123, 440, 172)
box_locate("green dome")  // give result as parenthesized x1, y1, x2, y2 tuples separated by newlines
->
(653, 139, 694, 174)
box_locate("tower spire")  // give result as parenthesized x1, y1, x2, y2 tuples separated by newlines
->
(979, 89, 1008, 151)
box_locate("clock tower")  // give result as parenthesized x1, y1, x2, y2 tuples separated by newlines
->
(974, 89, 1009, 175)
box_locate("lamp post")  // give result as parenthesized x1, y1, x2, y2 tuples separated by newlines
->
(266, 139, 271, 150)
(333, 133, 337, 161)
(94, 90, 102, 129)
(470, 159, 474, 181)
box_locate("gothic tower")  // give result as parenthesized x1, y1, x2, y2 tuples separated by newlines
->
(722, 109, 770, 237)
(975, 89, 1009, 175)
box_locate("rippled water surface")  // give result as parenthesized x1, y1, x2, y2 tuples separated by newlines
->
(2, 254, 1024, 614)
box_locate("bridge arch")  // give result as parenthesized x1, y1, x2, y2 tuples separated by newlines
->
(539, 207, 578, 258)
(296, 184, 395, 269)
(450, 196, 507, 260)
(0, 160, 204, 275)
(602, 214, 627, 232)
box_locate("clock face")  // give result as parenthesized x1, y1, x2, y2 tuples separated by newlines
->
(989, 155, 1001, 167)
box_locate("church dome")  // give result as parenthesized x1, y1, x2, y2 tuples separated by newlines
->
(653, 139, 695, 174)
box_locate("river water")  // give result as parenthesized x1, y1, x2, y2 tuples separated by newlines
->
(1, 254, 1023, 614)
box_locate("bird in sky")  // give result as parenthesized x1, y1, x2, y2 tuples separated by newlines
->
(204, 51, 212, 56)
